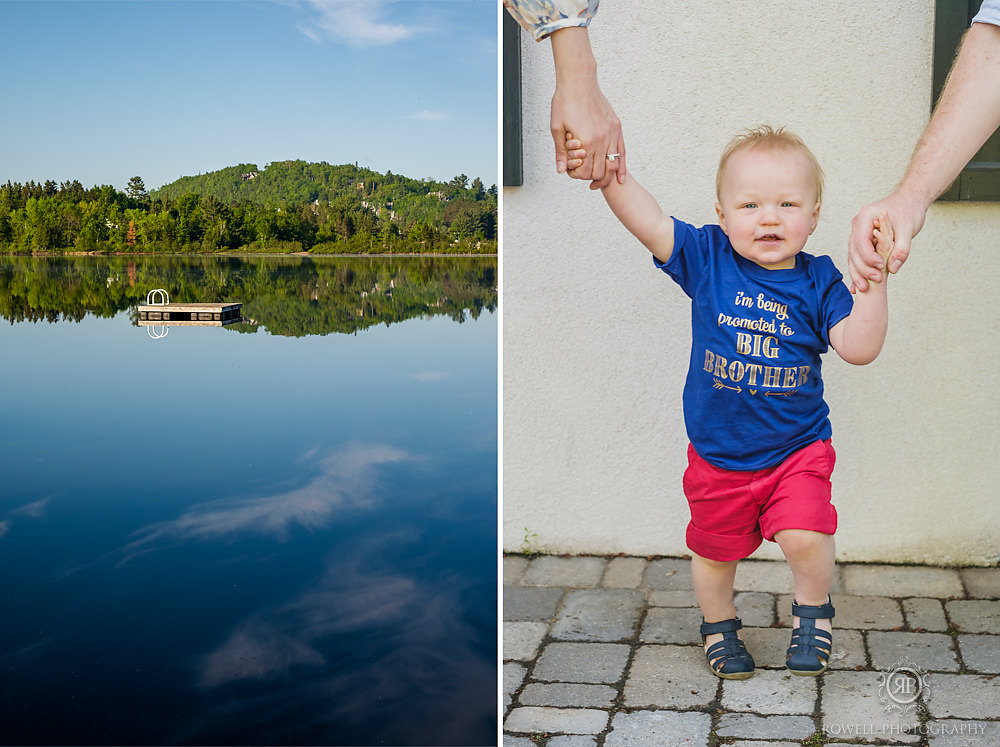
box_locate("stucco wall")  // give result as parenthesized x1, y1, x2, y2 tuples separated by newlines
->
(502, 0, 1000, 565)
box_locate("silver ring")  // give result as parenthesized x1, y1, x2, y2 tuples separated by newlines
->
(607, 153, 620, 161)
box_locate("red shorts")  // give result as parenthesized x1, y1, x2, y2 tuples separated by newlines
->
(683, 439, 838, 562)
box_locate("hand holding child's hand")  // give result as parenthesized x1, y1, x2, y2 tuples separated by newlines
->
(565, 133, 619, 190)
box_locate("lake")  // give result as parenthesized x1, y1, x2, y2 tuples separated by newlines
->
(0, 255, 498, 746)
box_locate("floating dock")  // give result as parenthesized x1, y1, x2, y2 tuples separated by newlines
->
(138, 302, 243, 326)
(138, 288, 242, 328)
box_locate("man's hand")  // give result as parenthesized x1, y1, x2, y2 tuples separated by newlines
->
(848, 191, 928, 292)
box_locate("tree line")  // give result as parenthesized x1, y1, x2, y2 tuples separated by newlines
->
(0, 161, 497, 255)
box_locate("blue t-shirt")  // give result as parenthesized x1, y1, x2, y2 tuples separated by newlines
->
(656, 219, 854, 471)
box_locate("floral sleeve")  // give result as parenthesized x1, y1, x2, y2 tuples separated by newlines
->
(503, 0, 599, 42)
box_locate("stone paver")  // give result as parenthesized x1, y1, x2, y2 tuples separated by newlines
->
(504, 555, 529, 586)
(927, 720, 1000, 746)
(820, 670, 921, 744)
(903, 597, 949, 631)
(818, 594, 903, 630)
(648, 589, 699, 607)
(716, 713, 816, 741)
(551, 589, 643, 642)
(927, 674, 1000, 719)
(604, 710, 711, 746)
(504, 621, 549, 661)
(504, 585, 563, 621)
(518, 682, 617, 708)
(523, 555, 607, 587)
(602, 557, 645, 588)
(734, 591, 775, 627)
(641, 558, 693, 590)
(867, 630, 960, 672)
(946, 599, 1000, 633)
(502, 556, 1000, 745)
(504, 662, 527, 712)
(503, 706, 609, 736)
(721, 668, 817, 714)
(623, 645, 718, 708)
(533, 642, 630, 684)
(842, 565, 964, 598)
(961, 568, 1000, 599)
(638, 606, 702, 644)
(547, 737, 598, 747)
(957, 633, 1000, 673)
(734, 560, 795, 593)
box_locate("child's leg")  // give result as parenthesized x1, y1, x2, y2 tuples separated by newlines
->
(774, 528, 835, 635)
(691, 552, 741, 651)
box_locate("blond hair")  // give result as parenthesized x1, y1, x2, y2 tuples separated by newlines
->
(716, 125, 824, 204)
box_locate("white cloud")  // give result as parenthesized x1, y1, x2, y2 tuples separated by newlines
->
(298, 0, 423, 47)
(410, 371, 449, 381)
(409, 110, 452, 122)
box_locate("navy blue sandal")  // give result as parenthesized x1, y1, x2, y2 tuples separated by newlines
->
(786, 597, 835, 676)
(701, 617, 755, 680)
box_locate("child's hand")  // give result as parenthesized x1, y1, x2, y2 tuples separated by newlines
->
(566, 132, 620, 190)
(873, 211, 894, 266)
(565, 132, 587, 172)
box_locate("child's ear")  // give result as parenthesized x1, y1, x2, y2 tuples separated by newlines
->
(809, 201, 821, 233)
(715, 202, 728, 234)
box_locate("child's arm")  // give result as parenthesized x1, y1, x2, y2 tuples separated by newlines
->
(567, 134, 674, 263)
(828, 212, 891, 365)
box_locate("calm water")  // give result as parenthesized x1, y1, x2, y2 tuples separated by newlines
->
(0, 256, 497, 746)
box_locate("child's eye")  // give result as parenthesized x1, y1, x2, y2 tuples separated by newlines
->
(781, 202, 796, 208)
(743, 203, 757, 209)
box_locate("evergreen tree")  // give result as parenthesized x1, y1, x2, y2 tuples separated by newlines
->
(126, 176, 148, 203)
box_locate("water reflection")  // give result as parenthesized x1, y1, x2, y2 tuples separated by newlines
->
(122, 443, 413, 561)
(0, 254, 497, 336)
(0, 256, 496, 746)
(0, 498, 49, 538)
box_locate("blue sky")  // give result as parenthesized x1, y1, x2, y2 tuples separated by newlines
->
(0, 0, 498, 192)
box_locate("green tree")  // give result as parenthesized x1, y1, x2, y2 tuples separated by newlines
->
(126, 176, 148, 204)
(471, 177, 485, 200)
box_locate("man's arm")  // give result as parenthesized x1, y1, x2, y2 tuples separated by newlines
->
(848, 20, 1000, 292)
(503, 0, 626, 187)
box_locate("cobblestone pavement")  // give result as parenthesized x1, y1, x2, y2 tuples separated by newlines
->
(503, 556, 1000, 746)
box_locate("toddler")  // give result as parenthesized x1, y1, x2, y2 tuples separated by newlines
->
(567, 125, 890, 678)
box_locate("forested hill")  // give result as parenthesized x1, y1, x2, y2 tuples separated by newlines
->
(151, 160, 496, 249)
(154, 160, 495, 210)
(0, 160, 496, 255)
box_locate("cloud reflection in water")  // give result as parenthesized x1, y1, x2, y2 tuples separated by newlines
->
(120, 443, 413, 562)
(188, 557, 494, 744)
